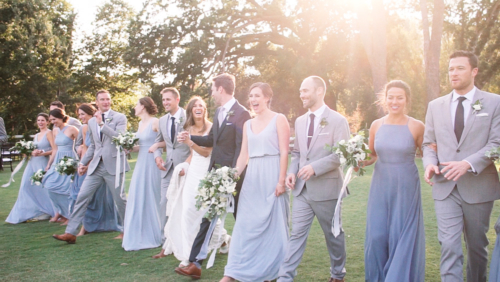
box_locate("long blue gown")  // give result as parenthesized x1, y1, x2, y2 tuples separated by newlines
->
(6, 132, 55, 223)
(489, 221, 500, 281)
(364, 122, 425, 281)
(122, 121, 162, 251)
(42, 126, 76, 219)
(224, 115, 289, 281)
(69, 129, 120, 232)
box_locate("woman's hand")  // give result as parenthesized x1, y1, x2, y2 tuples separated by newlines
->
(148, 143, 158, 153)
(32, 150, 40, 157)
(44, 165, 50, 171)
(275, 183, 286, 197)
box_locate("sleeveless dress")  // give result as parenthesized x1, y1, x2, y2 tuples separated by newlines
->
(122, 121, 162, 251)
(42, 126, 76, 219)
(6, 132, 55, 223)
(163, 131, 228, 265)
(69, 129, 120, 232)
(364, 121, 425, 281)
(224, 114, 289, 281)
(490, 230, 500, 282)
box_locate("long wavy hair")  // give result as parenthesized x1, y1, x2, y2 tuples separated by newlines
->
(183, 96, 209, 134)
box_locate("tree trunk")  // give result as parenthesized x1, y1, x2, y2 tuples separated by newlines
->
(422, 0, 445, 104)
(359, 0, 387, 117)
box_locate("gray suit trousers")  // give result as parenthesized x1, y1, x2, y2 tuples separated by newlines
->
(66, 161, 126, 235)
(278, 188, 346, 281)
(435, 187, 493, 282)
(160, 168, 173, 242)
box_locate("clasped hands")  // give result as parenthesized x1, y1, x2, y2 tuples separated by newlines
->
(424, 161, 471, 186)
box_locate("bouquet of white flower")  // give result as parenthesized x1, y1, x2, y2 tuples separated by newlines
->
(325, 131, 371, 237)
(55, 156, 78, 181)
(2, 140, 38, 187)
(325, 131, 371, 176)
(195, 166, 239, 221)
(10, 140, 37, 156)
(30, 169, 46, 186)
(111, 132, 139, 151)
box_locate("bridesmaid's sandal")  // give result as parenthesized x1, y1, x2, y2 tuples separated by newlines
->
(152, 249, 166, 259)
(113, 233, 124, 240)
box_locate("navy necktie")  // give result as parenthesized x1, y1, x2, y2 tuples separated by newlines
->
(100, 114, 105, 141)
(307, 113, 315, 148)
(170, 117, 176, 143)
(454, 97, 466, 142)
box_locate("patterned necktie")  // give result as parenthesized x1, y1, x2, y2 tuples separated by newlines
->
(454, 97, 466, 142)
(100, 113, 105, 141)
(307, 113, 315, 148)
(170, 117, 176, 143)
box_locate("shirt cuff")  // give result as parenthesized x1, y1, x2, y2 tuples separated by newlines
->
(464, 160, 476, 174)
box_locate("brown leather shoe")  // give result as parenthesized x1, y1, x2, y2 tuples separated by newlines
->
(175, 262, 201, 280)
(52, 233, 76, 244)
(328, 278, 345, 282)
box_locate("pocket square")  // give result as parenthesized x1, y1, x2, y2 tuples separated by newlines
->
(476, 113, 488, 117)
(318, 133, 329, 136)
(226, 123, 233, 125)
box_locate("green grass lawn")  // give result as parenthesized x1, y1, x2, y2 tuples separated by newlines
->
(0, 156, 499, 281)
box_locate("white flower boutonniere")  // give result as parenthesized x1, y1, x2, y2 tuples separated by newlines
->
(226, 110, 235, 117)
(175, 117, 184, 125)
(319, 118, 328, 129)
(105, 117, 113, 123)
(472, 100, 483, 114)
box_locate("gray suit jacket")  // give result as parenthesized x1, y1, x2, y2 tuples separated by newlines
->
(68, 117, 82, 130)
(289, 106, 350, 201)
(81, 110, 130, 175)
(153, 108, 191, 178)
(423, 89, 500, 203)
(0, 117, 7, 145)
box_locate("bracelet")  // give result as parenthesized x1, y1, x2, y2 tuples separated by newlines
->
(277, 183, 284, 187)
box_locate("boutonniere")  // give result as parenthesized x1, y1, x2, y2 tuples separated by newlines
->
(319, 118, 328, 129)
(471, 100, 483, 114)
(105, 117, 113, 123)
(226, 110, 235, 118)
(175, 117, 184, 125)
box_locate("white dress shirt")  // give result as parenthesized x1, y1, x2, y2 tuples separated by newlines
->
(167, 108, 183, 140)
(219, 97, 236, 125)
(305, 104, 327, 136)
(97, 110, 111, 140)
(450, 87, 476, 129)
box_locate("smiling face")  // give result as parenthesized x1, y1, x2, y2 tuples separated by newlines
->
(162, 91, 179, 114)
(449, 56, 478, 92)
(191, 99, 206, 119)
(248, 87, 269, 114)
(134, 101, 145, 117)
(49, 115, 63, 128)
(299, 78, 322, 110)
(37, 116, 48, 130)
(78, 109, 92, 124)
(386, 87, 408, 115)
(96, 92, 112, 112)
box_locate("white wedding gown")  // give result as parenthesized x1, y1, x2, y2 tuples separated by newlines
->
(163, 148, 228, 265)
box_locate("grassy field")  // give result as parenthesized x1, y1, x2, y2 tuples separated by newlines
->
(0, 156, 499, 281)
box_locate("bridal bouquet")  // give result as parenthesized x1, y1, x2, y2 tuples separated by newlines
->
(30, 169, 46, 186)
(111, 131, 139, 151)
(55, 156, 78, 181)
(325, 131, 371, 237)
(195, 166, 239, 221)
(2, 140, 37, 187)
(325, 131, 371, 176)
(10, 140, 37, 156)
(486, 147, 500, 162)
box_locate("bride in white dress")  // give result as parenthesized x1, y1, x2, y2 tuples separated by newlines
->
(158, 96, 228, 266)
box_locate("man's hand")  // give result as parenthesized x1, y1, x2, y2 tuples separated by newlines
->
(285, 173, 296, 190)
(155, 157, 167, 171)
(179, 168, 185, 176)
(297, 165, 315, 182)
(95, 110, 103, 124)
(424, 164, 440, 186)
(177, 131, 189, 143)
(440, 161, 471, 182)
(78, 164, 88, 176)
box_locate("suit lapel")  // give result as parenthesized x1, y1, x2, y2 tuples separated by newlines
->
(441, 93, 459, 147)
(307, 108, 330, 154)
(458, 90, 482, 147)
(216, 102, 239, 141)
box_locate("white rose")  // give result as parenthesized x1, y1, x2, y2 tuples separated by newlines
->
(340, 157, 346, 165)
(339, 140, 346, 145)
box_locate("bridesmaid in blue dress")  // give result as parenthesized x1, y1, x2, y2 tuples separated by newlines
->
(122, 97, 162, 251)
(70, 103, 120, 236)
(362, 80, 425, 281)
(6, 113, 55, 223)
(43, 108, 79, 225)
(489, 216, 500, 281)
(222, 83, 290, 282)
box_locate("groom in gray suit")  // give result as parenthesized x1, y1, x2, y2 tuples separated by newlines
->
(278, 76, 350, 282)
(53, 90, 130, 244)
(423, 51, 500, 282)
(152, 87, 191, 250)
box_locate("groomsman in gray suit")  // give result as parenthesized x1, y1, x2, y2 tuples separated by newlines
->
(152, 87, 191, 250)
(423, 50, 500, 282)
(53, 90, 130, 244)
(278, 76, 350, 282)
(50, 101, 82, 130)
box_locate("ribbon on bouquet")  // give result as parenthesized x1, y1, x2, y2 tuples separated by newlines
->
(2, 156, 28, 187)
(196, 194, 235, 269)
(332, 166, 354, 238)
(114, 145, 127, 199)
